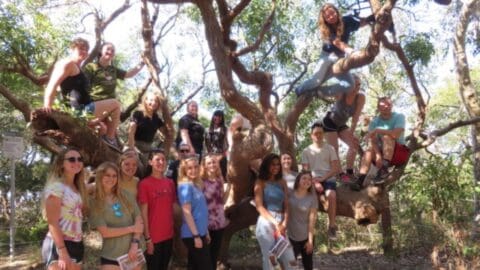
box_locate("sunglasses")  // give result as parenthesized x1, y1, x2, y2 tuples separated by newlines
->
(64, 157, 83, 163)
(179, 149, 190, 153)
(112, 202, 123, 217)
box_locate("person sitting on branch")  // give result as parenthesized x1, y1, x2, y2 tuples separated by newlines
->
(351, 96, 410, 191)
(43, 38, 122, 150)
(295, 3, 373, 98)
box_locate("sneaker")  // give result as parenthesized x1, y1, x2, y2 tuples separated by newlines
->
(373, 167, 389, 185)
(327, 226, 337, 240)
(102, 136, 120, 151)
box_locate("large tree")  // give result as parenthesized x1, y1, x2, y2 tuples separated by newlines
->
(0, 0, 478, 264)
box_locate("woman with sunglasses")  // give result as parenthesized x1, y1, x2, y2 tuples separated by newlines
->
(138, 149, 177, 270)
(178, 156, 213, 270)
(254, 153, 296, 269)
(89, 162, 144, 270)
(200, 154, 228, 269)
(287, 171, 318, 270)
(41, 148, 89, 270)
(117, 150, 140, 197)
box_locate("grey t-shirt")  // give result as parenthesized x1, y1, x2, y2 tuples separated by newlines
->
(283, 172, 297, 191)
(287, 191, 318, 241)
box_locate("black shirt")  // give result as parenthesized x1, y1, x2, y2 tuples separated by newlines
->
(176, 114, 205, 155)
(322, 15, 361, 57)
(131, 110, 164, 143)
(60, 71, 92, 109)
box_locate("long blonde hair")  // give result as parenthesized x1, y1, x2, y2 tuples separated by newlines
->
(318, 4, 344, 41)
(178, 156, 203, 189)
(140, 92, 161, 116)
(200, 154, 222, 181)
(92, 162, 133, 215)
(42, 148, 89, 218)
(117, 150, 139, 182)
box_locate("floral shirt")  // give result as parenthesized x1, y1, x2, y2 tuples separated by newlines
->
(202, 178, 228, 230)
(44, 182, 83, 242)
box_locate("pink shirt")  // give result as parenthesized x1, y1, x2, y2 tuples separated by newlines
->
(202, 178, 228, 230)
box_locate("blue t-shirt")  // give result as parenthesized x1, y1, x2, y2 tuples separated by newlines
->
(178, 182, 209, 238)
(369, 112, 406, 144)
(322, 15, 361, 57)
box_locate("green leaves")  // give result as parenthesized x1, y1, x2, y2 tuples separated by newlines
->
(403, 33, 435, 66)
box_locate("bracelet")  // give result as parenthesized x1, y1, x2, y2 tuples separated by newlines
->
(193, 234, 200, 238)
(57, 246, 66, 250)
(131, 238, 140, 244)
(145, 237, 151, 243)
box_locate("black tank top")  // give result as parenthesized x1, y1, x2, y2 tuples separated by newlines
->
(60, 71, 92, 109)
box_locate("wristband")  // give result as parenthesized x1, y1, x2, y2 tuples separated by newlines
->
(57, 246, 66, 250)
(145, 237, 152, 243)
(193, 234, 200, 238)
(131, 238, 140, 244)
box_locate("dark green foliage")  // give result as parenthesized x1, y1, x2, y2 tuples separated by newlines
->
(403, 33, 435, 66)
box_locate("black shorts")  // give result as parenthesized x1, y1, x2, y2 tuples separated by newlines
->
(42, 235, 84, 266)
(322, 113, 349, 133)
(101, 257, 120, 266)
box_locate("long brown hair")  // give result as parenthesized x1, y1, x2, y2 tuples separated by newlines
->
(318, 4, 344, 41)
(92, 162, 133, 215)
(42, 148, 89, 217)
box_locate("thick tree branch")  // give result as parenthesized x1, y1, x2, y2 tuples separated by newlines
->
(418, 117, 480, 148)
(0, 84, 31, 122)
(233, 1, 275, 57)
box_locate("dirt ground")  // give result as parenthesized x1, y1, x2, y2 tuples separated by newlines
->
(0, 245, 433, 270)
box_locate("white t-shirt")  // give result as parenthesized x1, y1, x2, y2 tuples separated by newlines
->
(301, 143, 338, 179)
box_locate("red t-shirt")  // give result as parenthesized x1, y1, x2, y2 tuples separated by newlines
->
(137, 176, 176, 243)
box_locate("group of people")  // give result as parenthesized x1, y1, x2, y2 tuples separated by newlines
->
(39, 3, 412, 270)
(41, 147, 227, 270)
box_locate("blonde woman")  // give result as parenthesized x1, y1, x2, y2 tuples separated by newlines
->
(127, 92, 165, 170)
(41, 148, 89, 270)
(178, 156, 213, 270)
(117, 150, 140, 197)
(89, 162, 143, 269)
(200, 154, 228, 269)
(295, 4, 371, 98)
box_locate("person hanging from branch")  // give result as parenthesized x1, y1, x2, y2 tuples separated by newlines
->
(295, 3, 373, 98)
(43, 38, 122, 150)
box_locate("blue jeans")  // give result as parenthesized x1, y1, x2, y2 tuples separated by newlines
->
(297, 52, 354, 97)
(255, 211, 295, 270)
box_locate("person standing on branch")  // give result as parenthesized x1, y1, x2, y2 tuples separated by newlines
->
(295, 4, 372, 98)
(43, 38, 122, 149)
(176, 101, 205, 160)
(351, 97, 410, 191)
(127, 92, 165, 173)
(322, 75, 365, 182)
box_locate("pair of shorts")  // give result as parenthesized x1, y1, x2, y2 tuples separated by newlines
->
(322, 113, 348, 133)
(322, 179, 337, 191)
(391, 142, 410, 166)
(101, 257, 119, 266)
(42, 235, 84, 267)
